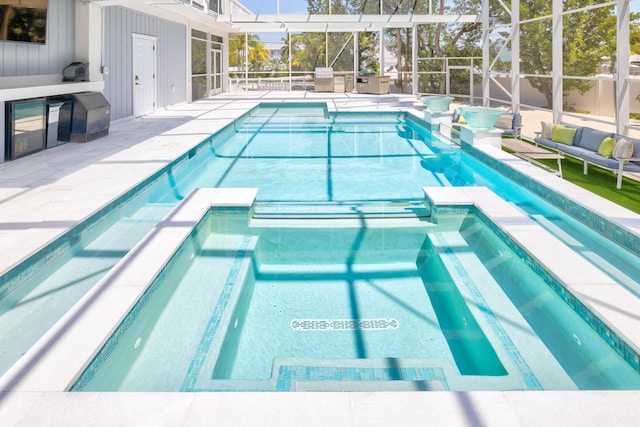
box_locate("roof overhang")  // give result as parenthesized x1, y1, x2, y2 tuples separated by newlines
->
(81, 0, 237, 32)
(82, 1, 478, 34)
(227, 13, 480, 33)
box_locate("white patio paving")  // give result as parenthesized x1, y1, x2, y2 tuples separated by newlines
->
(0, 93, 639, 426)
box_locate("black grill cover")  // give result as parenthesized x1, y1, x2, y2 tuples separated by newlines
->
(58, 92, 111, 142)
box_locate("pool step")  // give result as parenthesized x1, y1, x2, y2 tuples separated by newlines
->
(428, 231, 577, 390)
(252, 201, 431, 219)
(125, 203, 176, 222)
(256, 261, 418, 277)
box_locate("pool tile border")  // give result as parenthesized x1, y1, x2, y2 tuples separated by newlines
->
(276, 366, 449, 392)
(180, 235, 254, 392)
(464, 143, 640, 256)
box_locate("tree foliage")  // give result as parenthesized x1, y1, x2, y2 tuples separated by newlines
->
(520, 0, 614, 108)
(632, 13, 640, 55)
(408, 0, 482, 93)
(229, 33, 271, 72)
(248, 41, 271, 71)
(229, 33, 257, 69)
(271, 1, 380, 73)
(228, 0, 629, 103)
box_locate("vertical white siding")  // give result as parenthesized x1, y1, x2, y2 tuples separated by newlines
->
(0, 0, 75, 76)
(103, 6, 187, 121)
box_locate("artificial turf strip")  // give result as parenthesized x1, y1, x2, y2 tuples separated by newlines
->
(532, 155, 640, 214)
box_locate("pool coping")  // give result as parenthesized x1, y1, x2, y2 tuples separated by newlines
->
(2, 94, 640, 425)
(1, 184, 639, 425)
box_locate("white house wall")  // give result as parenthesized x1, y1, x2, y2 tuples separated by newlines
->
(0, 0, 75, 77)
(103, 6, 187, 121)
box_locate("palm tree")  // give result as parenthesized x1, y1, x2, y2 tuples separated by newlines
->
(268, 57, 287, 76)
(280, 34, 291, 63)
(229, 33, 259, 71)
(248, 42, 271, 71)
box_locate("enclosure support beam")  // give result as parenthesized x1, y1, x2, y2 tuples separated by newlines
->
(482, 0, 490, 106)
(379, 29, 385, 77)
(552, 0, 563, 122)
(288, 33, 292, 91)
(245, 32, 248, 92)
(354, 31, 359, 91)
(511, 0, 520, 113)
(412, 23, 418, 96)
(617, 0, 631, 135)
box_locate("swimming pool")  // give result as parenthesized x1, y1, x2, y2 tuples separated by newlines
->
(1, 103, 639, 389)
(73, 205, 640, 392)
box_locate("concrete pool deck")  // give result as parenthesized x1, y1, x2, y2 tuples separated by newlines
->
(0, 93, 639, 426)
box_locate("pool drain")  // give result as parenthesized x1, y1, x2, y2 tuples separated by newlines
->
(290, 318, 399, 331)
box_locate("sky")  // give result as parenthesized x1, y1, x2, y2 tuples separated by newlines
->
(237, 0, 309, 14)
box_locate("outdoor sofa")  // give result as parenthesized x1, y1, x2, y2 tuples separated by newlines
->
(533, 122, 640, 189)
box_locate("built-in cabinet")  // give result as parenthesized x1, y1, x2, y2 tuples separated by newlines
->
(0, 80, 104, 162)
(356, 76, 390, 95)
(5, 98, 47, 160)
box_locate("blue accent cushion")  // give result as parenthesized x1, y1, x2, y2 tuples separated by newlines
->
(627, 137, 640, 158)
(577, 127, 613, 151)
(557, 144, 589, 158)
(534, 137, 562, 151)
(624, 162, 640, 171)
(512, 113, 522, 128)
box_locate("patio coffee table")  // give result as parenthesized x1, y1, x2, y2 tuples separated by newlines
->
(502, 138, 564, 178)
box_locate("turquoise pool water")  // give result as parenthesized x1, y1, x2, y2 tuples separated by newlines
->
(75, 211, 640, 391)
(186, 106, 478, 201)
(1, 103, 639, 388)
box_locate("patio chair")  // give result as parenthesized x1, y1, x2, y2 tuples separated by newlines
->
(495, 112, 523, 139)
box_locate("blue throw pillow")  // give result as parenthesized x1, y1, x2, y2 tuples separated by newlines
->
(579, 128, 613, 152)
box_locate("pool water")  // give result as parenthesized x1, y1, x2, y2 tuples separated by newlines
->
(186, 106, 480, 201)
(76, 211, 640, 392)
(2, 103, 640, 390)
(0, 106, 488, 376)
(213, 221, 506, 382)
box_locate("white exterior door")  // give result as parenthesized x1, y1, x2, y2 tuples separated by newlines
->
(133, 35, 156, 117)
(212, 48, 222, 95)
